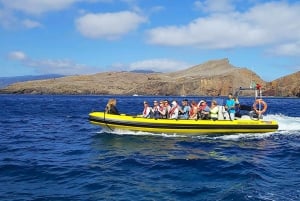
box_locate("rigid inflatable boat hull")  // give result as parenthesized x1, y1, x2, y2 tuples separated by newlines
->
(89, 112, 278, 135)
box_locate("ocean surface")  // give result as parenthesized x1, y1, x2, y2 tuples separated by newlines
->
(0, 94, 299, 201)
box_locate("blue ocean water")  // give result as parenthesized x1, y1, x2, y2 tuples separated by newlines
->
(0, 94, 299, 201)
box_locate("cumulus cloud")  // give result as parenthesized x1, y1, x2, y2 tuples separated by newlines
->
(75, 11, 147, 39)
(0, 0, 101, 29)
(112, 59, 191, 72)
(8, 51, 100, 75)
(147, 1, 300, 53)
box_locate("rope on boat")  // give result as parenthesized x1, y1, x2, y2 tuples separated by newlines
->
(104, 111, 114, 132)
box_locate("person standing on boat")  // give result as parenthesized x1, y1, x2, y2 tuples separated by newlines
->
(142, 101, 153, 118)
(225, 93, 235, 120)
(105, 99, 119, 115)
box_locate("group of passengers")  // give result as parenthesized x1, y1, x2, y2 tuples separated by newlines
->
(142, 99, 216, 120)
(141, 93, 237, 120)
(105, 93, 239, 120)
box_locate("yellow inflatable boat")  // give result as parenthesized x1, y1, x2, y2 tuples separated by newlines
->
(88, 112, 278, 135)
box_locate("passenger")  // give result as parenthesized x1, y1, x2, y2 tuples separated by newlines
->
(189, 101, 198, 119)
(105, 99, 120, 115)
(225, 93, 236, 120)
(198, 100, 210, 120)
(152, 100, 161, 119)
(158, 100, 166, 118)
(142, 101, 153, 118)
(179, 99, 190, 119)
(164, 100, 171, 119)
(210, 100, 219, 120)
(234, 96, 241, 117)
(169, 100, 179, 119)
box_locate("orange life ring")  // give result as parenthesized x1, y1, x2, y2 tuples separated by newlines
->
(253, 99, 267, 115)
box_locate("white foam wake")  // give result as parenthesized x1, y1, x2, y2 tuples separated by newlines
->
(264, 114, 300, 131)
(96, 128, 187, 138)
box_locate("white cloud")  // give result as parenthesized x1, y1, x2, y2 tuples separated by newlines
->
(22, 19, 42, 28)
(75, 11, 147, 39)
(0, 0, 114, 29)
(8, 51, 27, 60)
(113, 59, 191, 72)
(26, 59, 99, 75)
(8, 51, 190, 74)
(268, 41, 300, 57)
(194, 0, 235, 13)
(0, 0, 77, 15)
(147, 1, 300, 51)
(8, 51, 100, 75)
(0, 9, 18, 28)
(0, 9, 42, 29)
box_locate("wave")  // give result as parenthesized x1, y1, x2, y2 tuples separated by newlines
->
(95, 129, 188, 138)
(95, 129, 284, 142)
(264, 114, 300, 131)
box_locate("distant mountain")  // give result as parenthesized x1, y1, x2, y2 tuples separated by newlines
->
(0, 74, 65, 88)
(0, 59, 298, 97)
(265, 71, 300, 97)
(0, 59, 264, 96)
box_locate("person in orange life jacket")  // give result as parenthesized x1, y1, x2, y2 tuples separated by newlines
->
(189, 101, 198, 119)
(105, 99, 119, 115)
(169, 100, 179, 119)
(164, 100, 171, 119)
(179, 99, 191, 119)
(198, 100, 210, 119)
(152, 100, 161, 119)
(142, 101, 153, 118)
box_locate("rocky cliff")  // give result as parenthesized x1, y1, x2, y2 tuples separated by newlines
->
(264, 71, 300, 97)
(1, 58, 298, 97)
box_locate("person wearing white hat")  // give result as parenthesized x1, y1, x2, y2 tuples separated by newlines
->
(198, 100, 205, 107)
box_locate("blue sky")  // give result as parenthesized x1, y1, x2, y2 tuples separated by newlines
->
(0, 0, 299, 81)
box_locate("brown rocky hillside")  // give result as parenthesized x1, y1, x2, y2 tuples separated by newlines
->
(265, 71, 300, 97)
(0, 58, 297, 96)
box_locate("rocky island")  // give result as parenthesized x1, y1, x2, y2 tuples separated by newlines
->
(1, 59, 299, 97)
